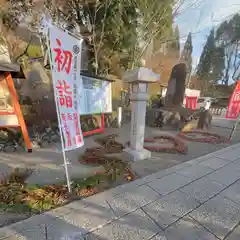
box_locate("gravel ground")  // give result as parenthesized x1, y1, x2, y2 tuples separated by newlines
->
(108, 118, 240, 178)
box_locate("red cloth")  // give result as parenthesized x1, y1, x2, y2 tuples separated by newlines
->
(185, 96, 197, 110)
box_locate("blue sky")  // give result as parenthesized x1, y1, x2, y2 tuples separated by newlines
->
(175, 0, 240, 69)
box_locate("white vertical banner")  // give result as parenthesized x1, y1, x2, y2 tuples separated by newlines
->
(48, 26, 84, 151)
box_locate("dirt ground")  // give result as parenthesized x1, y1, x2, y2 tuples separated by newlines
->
(1, 117, 239, 184)
(105, 117, 240, 177)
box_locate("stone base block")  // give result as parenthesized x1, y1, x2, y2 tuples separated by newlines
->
(123, 148, 151, 162)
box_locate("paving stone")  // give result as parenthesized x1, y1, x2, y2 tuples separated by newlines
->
(151, 168, 176, 179)
(149, 234, 168, 240)
(189, 194, 240, 240)
(227, 160, 240, 171)
(207, 168, 240, 186)
(142, 190, 200, 229)
(0, 214, 50, 239)
(180, 177, 226, 203)
(226, 224, 240, 240)
(108, 170, 174, 196)
(0, 225, 45, 240)
(196, 144, 239, 160)
(148, 173, 192, 196)
(221, 181, 240, 205)
(43, 217, 89, 240)
(198, 157, 229, 170)
(43, 204, 74, 218)
(106, 185, 161, 218)
(58, 198, 116, 232)
(217, 150, 240, 162)
(1, 213, 93, 240)
(150, 217, 218, 240)
(85, 209, 161, 240)
(1, 197, 114, 239)
(0, 212, 30, 229)
(234, 159, 240, 164)
(167, 161, 193, 172)
(176, 165, 214, 181)
(223, 164, 240, 173)
(57, 232, 87, 240)
(105, 178, 154, 197)
(79, 187, 115, 205)
(187, 156, 211, 164)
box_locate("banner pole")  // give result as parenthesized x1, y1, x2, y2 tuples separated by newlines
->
(229, 113, 240, 140)
(45, 28, 72, 192)
(61, 148, 72, 192)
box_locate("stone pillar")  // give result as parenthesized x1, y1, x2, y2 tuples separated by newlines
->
(122, 67, 159, 161)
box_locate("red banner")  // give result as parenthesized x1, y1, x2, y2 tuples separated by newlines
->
(185, 96, 198, 110)
(226, 80, 240, 119)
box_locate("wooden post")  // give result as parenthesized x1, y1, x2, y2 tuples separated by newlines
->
(5, 72, 32, 152)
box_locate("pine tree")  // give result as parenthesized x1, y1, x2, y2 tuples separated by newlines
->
(174, 26, 180, 55)
(211, 46, 225, 82)
(196, 29, 215, 90)
(170, 25, 180, 57)
(180, 32, 193, 74)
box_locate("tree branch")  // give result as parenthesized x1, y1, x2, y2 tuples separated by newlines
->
(232, 41, 240, 81)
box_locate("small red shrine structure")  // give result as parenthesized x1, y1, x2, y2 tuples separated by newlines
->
(0, 61, 32, 152)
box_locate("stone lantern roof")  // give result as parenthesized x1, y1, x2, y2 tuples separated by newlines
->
(0, 61, 25, 79)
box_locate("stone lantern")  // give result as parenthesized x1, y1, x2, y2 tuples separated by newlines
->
(123, 67, 160, 161)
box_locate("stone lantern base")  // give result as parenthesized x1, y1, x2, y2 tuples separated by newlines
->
(122, 67, 159, 162)
(123, 147, 151, 162)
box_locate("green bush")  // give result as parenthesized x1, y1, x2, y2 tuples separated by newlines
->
(27, 45, 43, 58)
(148, 94, 160, 108)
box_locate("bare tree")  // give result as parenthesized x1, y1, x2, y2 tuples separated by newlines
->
(215, 13, 240, 84)
(232, 40, 240, 81)
(0, 23, 27, 62)
(0, 0, 44, 62)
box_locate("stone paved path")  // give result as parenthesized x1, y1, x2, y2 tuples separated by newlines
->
(2, 142, 240, 239)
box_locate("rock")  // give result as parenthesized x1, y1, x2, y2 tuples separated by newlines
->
(165, 111, 181, 129)
(181, 119, 198, 132)
(165, 63, 187, 107)
(181, 110, 212, 132)
(178, 106, 191, 119)
(197, 110, 212, 130)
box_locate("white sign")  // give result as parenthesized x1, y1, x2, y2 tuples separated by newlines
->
(79, 75, 112, 115)
(49, 27, 84, 151)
